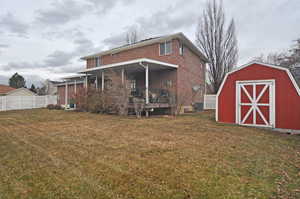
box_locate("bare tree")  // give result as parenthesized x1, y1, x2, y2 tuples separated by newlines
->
(253, 39, 300, 68)
(253, 52, 286, 66)
(196, 0, 238, 93)
(126, 28, 138, 45)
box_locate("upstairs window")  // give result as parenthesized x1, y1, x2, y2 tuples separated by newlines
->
(179, 43, 184, 55)
(95, 57, 101, 67)
(160, 41, 172, 55)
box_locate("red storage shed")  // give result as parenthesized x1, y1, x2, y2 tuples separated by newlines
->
(216, 61, 300, 132)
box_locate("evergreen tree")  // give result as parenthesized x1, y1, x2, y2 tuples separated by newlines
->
(30, 84, 37, 93)
(9, 73, 26, 88)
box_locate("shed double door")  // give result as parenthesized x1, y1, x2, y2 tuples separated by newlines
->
(236, 80, 275, 128)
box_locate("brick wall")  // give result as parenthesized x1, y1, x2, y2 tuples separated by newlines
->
(57, 83, 84, 105)
(85, 39, 206, 109)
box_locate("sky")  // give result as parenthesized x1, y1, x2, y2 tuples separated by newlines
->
(0, 0, 299, 87)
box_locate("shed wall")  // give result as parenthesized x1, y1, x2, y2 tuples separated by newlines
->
(218, 63, 300, 130)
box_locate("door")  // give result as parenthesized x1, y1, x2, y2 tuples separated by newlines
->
(236, 80, 275, 128)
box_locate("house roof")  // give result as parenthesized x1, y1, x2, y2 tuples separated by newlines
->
(0, 85, 15, 94)
(79, 58, 178, 73)
(80, 32, 208, 62)
(217, 61, 300, 97)
(6, 88, 37, 96)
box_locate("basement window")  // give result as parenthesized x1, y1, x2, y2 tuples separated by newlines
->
(160, 41, 172, 55)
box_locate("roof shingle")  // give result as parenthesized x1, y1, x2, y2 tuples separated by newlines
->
(0, 85, 15, 94)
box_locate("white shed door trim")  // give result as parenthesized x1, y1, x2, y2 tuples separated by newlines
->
(236, 80, 275, 128)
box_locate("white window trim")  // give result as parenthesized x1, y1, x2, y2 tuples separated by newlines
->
(235, 79, 276, 128)
(179, 43, 184, 55)
(159, 41, 172, 56)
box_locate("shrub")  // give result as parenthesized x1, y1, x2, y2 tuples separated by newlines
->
(47, 104, 62, 110)
(54, 104, 63, 110)
(47, 104, 55, 110)
(73, 70, 130, 115)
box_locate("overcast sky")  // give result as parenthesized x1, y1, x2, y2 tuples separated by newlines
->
(0, 0, 299, 86)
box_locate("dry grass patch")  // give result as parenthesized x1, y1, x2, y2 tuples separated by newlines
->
(0, 109, 299, 199)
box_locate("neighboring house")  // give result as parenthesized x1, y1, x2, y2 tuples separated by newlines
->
(44, 79, 60, 95)
(57, 32, 208, 113)
(0, 85, 15, 96)
(216, 61, 300, 131)
(6, 88, 37, 96)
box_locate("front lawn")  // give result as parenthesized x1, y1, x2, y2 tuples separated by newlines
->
(0, 109, 299, 199)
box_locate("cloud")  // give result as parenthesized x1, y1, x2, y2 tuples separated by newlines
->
(0, 44, 9, 48)
(1, 61, 45, 71)
(101, 1, 201, 48)
(87, 0, 136, 15)
(35, 0, 91, 26)
(1, 27, 102, 73)
(0, 75, 9, 85)
(0, 44, 9, 55)
(44, 50, 74, 67)
(0, 12, 29, 37)
(102, 33, 127, 48)
(53, 64, 84, 73)
(35, 0, 137, 27)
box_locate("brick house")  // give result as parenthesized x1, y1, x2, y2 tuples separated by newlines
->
(57, 32, 208, 114)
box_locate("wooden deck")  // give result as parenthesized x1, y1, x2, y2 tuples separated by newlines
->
(128, 103, 171, 109)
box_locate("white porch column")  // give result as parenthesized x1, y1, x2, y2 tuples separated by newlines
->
(85, 74, 88, 89)
(121, 68, 125, 84)
(95, 75, 98, 89)
(65, 82, 68, 107)
(145, 65, 149, 104)
(101, 71, 105, 91)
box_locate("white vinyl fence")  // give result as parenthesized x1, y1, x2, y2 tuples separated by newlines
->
(204, 94, 216, 110)
(0, 95, 57, 111)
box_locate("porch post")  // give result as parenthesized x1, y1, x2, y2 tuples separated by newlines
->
(95, 75, 98, 89)
(121, 68, 125, 84)
(145, 65, 149, 104)
(85, 74, 88, 89)
(65, 81, 68, 107)
(74, 80, 77, 94)
(101, 71, 105, 91)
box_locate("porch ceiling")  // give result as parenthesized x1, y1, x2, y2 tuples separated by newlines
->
(78, 58, 178, 75)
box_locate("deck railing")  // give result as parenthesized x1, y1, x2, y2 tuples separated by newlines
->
(130, 88, 174, 104)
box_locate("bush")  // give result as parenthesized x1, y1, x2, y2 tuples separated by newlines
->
(47, 104, 63, 110)
(73, 70, 130, 115)
(47, 104, 55, 110)
(54, 104, 63, 110)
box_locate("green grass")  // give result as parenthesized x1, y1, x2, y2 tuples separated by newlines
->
(0, 109, 299, 199)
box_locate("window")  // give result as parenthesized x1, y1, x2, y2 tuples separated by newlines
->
(179, 43, 184, 55)
(160, 41, 172, 55)
(95, 57, 101, 67)
(130, 79, 136, 91)
(164, 80, 173, 88)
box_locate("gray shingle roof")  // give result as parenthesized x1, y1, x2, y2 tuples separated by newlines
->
(81, 32, 208, 62)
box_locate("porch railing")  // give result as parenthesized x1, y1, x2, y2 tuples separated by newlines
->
(129, 88, 174, 104)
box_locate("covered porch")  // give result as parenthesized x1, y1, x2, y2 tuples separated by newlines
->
(79, 58, 178, 111)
